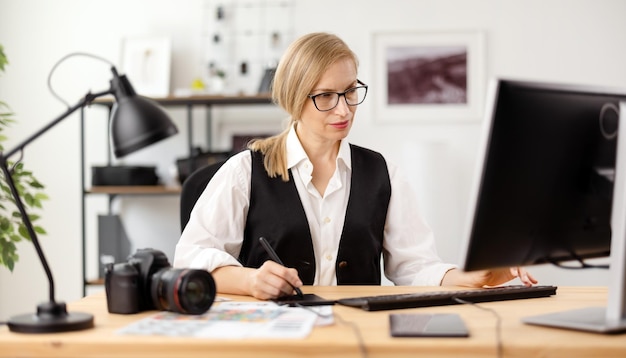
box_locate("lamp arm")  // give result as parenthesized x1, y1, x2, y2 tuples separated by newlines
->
(0, 88, 112, 303)
(3, 89, 112, 159)
(0, 160, 57, 301)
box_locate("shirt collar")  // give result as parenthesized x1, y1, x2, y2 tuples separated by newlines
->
(286, 123, 352, 170)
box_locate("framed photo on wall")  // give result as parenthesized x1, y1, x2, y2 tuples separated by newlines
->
(372, 31, 484, 123)
(121, 36, 172, 98)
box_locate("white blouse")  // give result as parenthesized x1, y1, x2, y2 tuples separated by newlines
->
(173, 126, 456, 286)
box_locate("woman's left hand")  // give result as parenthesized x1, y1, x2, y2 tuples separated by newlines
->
(442, 267, 538, 287)
(478, 267, 538, 287)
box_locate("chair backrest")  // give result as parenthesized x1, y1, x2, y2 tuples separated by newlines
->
(179, 160, 226, 232)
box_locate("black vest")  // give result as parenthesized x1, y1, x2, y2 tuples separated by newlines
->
(240, 145, 391, 285)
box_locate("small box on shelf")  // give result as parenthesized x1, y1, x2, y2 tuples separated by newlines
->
(91, 166, 159, 186)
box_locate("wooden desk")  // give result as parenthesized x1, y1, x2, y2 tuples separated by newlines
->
(1, 286, 624, 357)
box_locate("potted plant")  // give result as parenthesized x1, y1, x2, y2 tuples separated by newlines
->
(0, 44, 48, 271)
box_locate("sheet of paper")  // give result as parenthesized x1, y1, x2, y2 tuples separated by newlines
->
(117, 301, 328, 339)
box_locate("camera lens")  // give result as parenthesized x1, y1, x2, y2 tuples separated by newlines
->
(151, 268, 216, 315)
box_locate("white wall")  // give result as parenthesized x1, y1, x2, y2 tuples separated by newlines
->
(1, 0, 625, 319)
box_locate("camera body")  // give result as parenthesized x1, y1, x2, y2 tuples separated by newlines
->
(105, 248, 216, 315)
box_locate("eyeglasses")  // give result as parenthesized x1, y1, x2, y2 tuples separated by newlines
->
(308, 79, 368, 112)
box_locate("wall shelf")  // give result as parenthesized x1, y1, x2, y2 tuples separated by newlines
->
(92, 94, 273, 107)
(86, 186, 182, 195)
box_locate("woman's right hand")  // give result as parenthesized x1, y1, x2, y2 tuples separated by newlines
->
(246, 261, 303, 300)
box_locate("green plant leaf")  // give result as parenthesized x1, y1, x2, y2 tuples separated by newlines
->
(0, 217, 10, 231)
(17, 223, 31, 240)
(0, 44, 7, 73)
(31, 181, 45, 190)
(24, 192, 34, 206)
(5, 258, 14, 272)
(0, 239, 16, 272)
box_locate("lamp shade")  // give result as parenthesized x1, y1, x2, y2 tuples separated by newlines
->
(109, 71, 178, 158)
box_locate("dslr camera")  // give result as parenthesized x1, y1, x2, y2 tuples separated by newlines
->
(104, 248, 216, 315)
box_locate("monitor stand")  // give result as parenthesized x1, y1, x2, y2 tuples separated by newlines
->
(523, 307, 626, 334)
(523, 102, 626, 334)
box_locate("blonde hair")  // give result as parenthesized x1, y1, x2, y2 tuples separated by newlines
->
(248, 32, 358, 181)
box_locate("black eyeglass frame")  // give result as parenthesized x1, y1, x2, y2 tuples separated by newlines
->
(307, 79, 368, 112)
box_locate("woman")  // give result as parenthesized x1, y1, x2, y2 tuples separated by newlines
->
(173, 32, 537, 299)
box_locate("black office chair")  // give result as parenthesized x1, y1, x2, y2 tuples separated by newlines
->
(179, 160, 226, 232)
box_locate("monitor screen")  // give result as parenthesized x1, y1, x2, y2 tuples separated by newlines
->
(460, 78, 626, 333)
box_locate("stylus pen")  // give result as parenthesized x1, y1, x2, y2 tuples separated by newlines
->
(258, 237, 304, 297)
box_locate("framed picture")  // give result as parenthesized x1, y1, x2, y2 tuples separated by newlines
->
(121, 36, 172, 98)
(372, 31, 484, 122)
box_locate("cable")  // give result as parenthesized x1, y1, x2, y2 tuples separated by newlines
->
(8, 148, 23, 173)
(289, 303, 366, 358)
(334, 311, 368, 358)
(6, 52, 116, 171)
(550, 261, 610, 270)
(47, 52, 115, 108)
(453, 297, 502, 358)
(546, 255, 610, 270)
(291, 303, 333, 319)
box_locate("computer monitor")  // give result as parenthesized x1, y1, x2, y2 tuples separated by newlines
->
(459, 78, 626, 333)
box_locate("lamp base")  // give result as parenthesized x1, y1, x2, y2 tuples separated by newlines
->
(7, 301, 94, 334)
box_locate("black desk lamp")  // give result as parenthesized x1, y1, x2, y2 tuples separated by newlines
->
(0, 54, 178, 333)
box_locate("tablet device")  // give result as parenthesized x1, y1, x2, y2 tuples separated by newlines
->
(389, 313, 469, 337)
(274, 293, 336, 306)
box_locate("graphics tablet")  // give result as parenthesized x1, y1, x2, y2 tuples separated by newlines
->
(274, 293, 336, 306)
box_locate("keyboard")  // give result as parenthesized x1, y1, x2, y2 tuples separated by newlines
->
(336, 285, 558, 311)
